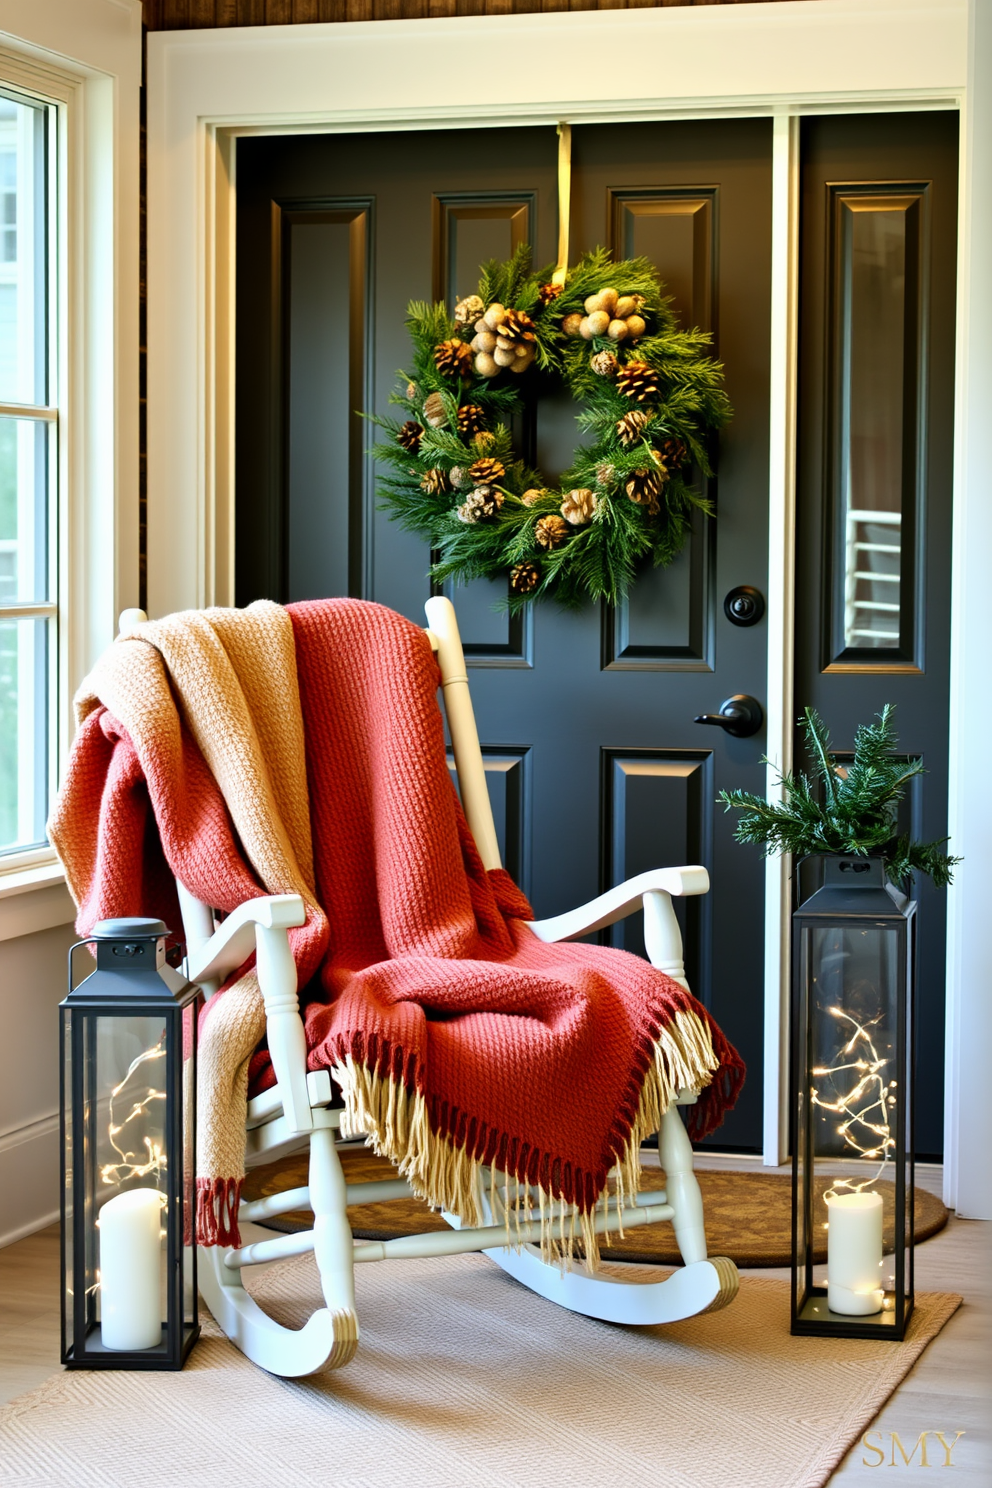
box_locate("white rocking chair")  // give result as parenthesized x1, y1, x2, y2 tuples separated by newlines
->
(121, 596, 739, 1378)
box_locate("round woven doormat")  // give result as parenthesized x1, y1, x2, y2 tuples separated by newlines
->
(242, 1147, 948, 1267)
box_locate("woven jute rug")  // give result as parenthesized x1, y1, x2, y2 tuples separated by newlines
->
(0, 1254, 959, 1488)
(243, 1147, 949, 1267)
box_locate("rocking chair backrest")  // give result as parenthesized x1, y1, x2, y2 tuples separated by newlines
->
(116, 597, 502, 964)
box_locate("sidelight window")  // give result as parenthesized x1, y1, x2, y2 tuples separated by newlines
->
(828, 186, 926, 666)
(0, 89, 56, 856)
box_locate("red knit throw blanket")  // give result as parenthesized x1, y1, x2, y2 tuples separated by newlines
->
(52, 599, 743, 1256)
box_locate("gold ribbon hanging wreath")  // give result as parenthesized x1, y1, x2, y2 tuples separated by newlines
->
(370, 247, 732, 610)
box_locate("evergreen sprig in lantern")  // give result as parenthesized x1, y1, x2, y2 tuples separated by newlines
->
(60, 919, 201, 1369)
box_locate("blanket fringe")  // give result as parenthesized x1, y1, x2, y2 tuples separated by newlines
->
(196, 1176, 242, 1247)
(332, 1005, 720, 1271)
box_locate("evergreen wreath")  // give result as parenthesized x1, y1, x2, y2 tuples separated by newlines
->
(368, 246, 732, 610)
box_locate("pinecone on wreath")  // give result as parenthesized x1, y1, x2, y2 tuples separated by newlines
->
(457, 404, 486, 439)
(625, 467, 665, 512)
(510, 561, 541, 594)
(534, 514, 570, 550)
(521, 488, 548, 507)
(397, 420, 423, 452)
(423, 391, 447, 429)
(538, 281, 563, 307)
(616, 360, 661, 404)
(616, 410, 653, 447)
(434, 338, 474, 379)
(596, 462, 618, 488)
(420, 467, 448, 496)
(591, 350, 618, 378)
(457, 486, 504, 523)
(468, 456, 506, 485)
(657, 435, 689, 470)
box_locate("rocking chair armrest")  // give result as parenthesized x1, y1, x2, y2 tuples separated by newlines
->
(527, 866, 709, 944)
(185, 892, 313, 1135)
(527, 866, 708, 991)
(185, 893, 306, 985)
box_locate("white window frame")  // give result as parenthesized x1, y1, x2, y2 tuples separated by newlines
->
(0, 1, 141, 937)
(145, 0, 990, 1218)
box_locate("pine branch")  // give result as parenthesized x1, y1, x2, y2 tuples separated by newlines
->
(718, 706, 960, 888)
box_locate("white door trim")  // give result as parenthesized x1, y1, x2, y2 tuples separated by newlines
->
(146, 0, 987, 1209)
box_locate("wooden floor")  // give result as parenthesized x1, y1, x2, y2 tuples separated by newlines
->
(1, 1159, 988, 1483)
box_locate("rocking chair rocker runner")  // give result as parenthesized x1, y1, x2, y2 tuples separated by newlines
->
(63, 597, 742, 1379)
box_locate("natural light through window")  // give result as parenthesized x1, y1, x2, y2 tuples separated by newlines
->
(0, 89, 56, 856)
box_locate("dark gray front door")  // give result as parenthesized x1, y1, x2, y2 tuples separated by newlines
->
(795, 112, 958, 1160)
(235, 120, 773, 1151)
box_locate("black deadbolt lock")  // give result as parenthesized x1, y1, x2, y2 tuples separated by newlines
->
(724, 586, 765, 627)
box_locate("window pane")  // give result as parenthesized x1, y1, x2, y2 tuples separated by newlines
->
(842, 203, 906, 649)
(829, 189, 924, 661)
(0, 415, 49, 603)
(0, 94, 48, 406)
(0, 613, 50, 850)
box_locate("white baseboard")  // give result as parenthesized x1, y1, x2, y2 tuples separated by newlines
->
(0, 1110, 60, 1249)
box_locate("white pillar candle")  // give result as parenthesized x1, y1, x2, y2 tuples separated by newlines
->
(99, 1188, 163, 1350)
(826, 1190, 884, 1316)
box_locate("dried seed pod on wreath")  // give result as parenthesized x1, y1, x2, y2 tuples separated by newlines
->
(471, 303, 537, 378)
(457, 486, 503, 523)
(422, 391, 447, 429)
(560, 488, 598, 526)
(454, 294, 485, 327)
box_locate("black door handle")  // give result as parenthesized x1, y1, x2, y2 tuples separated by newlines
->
(693, 694, 764, 739)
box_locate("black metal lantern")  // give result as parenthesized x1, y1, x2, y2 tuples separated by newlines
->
(60, 918, 201, 1369)
(791, 856, 915, 1340)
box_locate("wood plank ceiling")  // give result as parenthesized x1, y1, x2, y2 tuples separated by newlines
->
(142, 0, 815, 28)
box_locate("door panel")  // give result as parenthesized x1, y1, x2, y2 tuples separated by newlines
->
(235, 119, 773, 1150)
(795, 113, 958, 1160)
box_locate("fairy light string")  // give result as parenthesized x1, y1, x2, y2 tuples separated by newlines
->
(811, 1005, 895, 1202)
(100, 1035, 168, 1186)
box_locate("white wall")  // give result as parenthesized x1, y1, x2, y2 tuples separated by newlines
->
(0, 923, 77, 1246)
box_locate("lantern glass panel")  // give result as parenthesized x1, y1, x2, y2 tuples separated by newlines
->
(794, 901, 912, 1335)
(61, 1013, 74, 1358)
(182, 1000, 197, 1330)
(93, 1011, 170, 1352)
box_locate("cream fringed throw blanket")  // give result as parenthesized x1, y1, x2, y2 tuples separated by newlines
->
(50, 598, 744, 1258)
